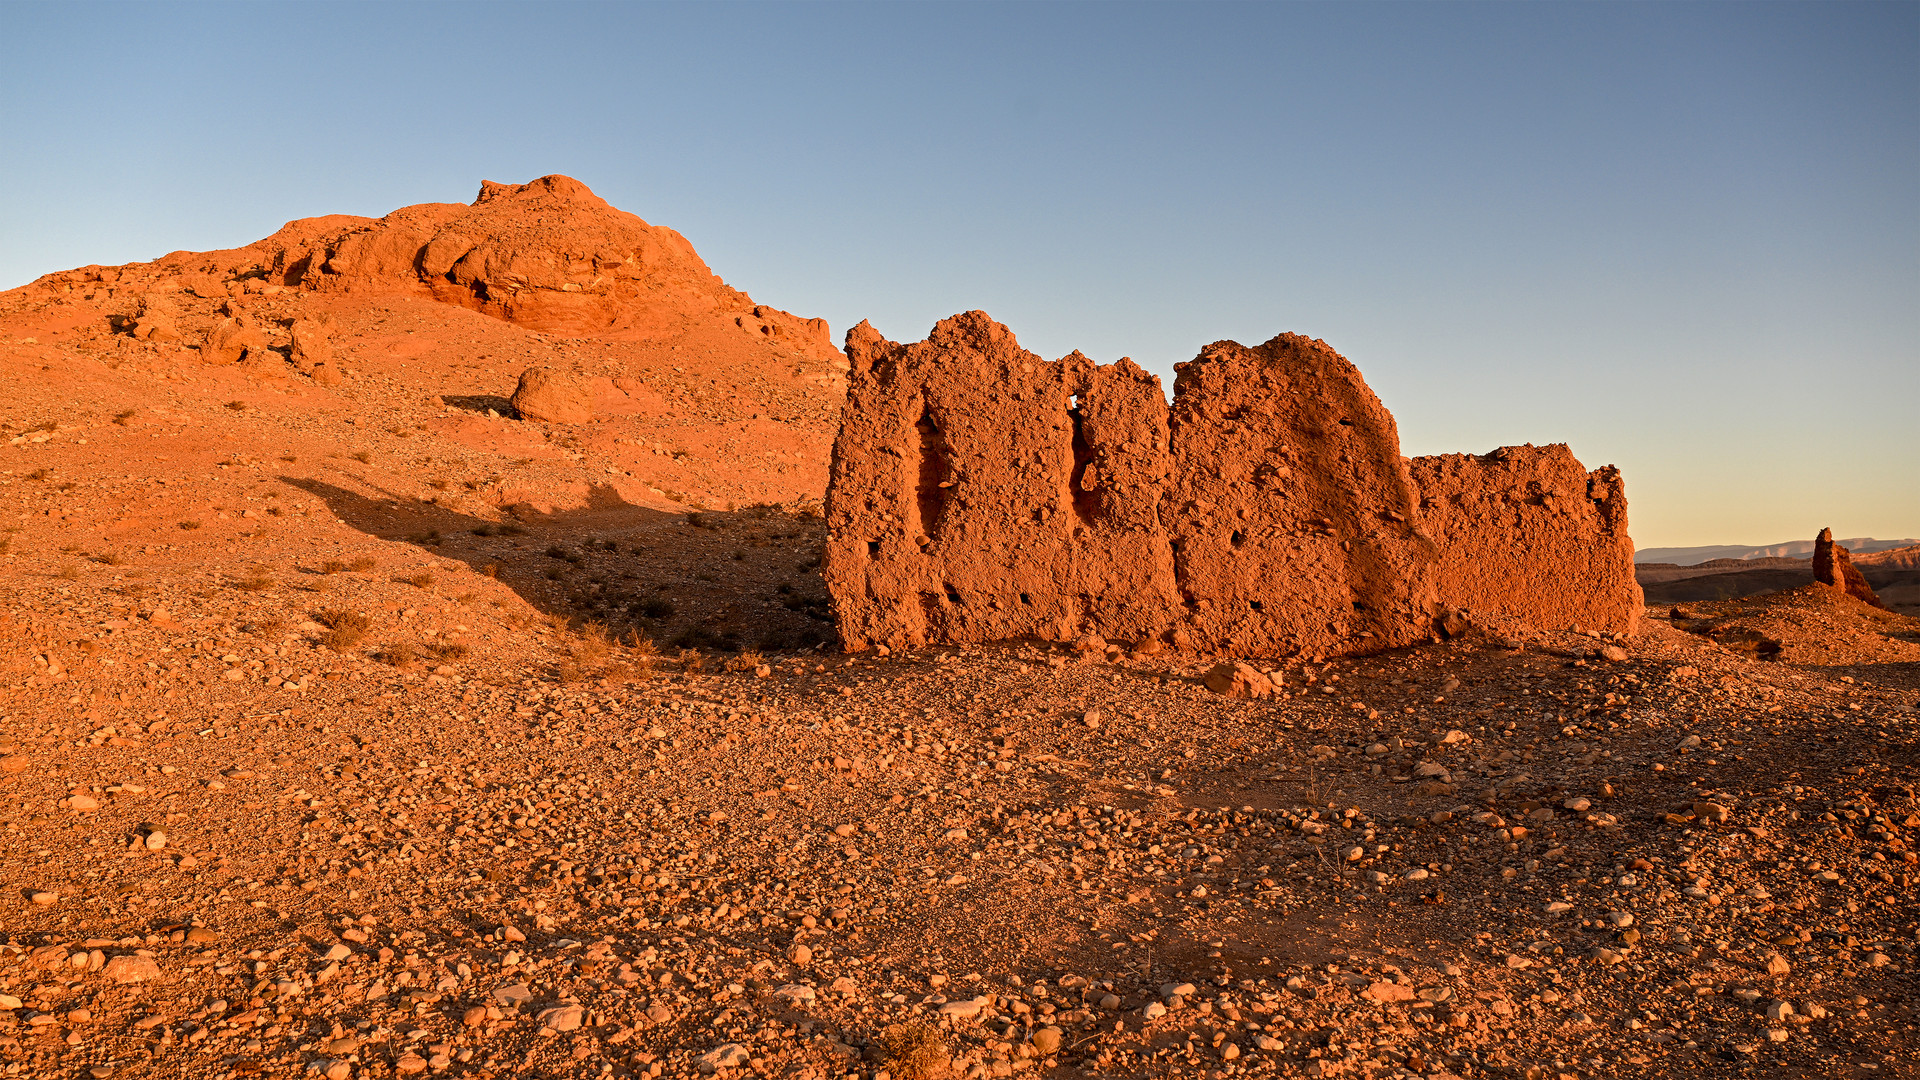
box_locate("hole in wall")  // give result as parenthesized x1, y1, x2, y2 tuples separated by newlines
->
(913, 404, 952, 542)
(1066, 396, 1099, 529)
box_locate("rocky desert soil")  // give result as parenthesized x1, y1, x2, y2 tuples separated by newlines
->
(0, 183, 1915, 1080)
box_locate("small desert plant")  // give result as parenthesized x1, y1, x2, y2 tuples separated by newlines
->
(877, 1022, 950, 1080)
(279, 454, 297, 463)
(320, 559, 349, 575)
(635, 596, 676, 620)
(225, 401, 247, 411)
(499, 522, 526, 536)
(481, 564, 500, 579)
(470, 524, 496, 537)
(180, 520, 202, 531)
(25, 468, 50, 482)
(95, 552, 127, 566)
(372, 642, 416, 669)
(56, 563, 81, 581)
(400, 572, 434, 589)
(349, 556, 376, 571)
(427, 478, 449, 491)
(113, 410, 136, 426)
(315, 609, 371, 651)
(351, 450, 371, 464)
(250, 618, 287, 639)
(235, 566, 275, 591)
(427, 641, 470, 661)
(725, 650, 766, 673)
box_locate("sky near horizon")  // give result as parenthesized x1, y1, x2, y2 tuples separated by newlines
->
(3, 2, 1914, 549)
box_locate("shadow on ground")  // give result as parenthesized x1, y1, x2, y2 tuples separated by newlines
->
(283, 476, 835, 653)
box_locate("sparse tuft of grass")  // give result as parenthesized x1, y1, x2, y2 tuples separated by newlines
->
(400, 572, 434, 589)
(235, 566, 275, 591)
(56, 563, 81, 580)
(877, 1022, 950, 1080)
(180, 520, 202, 531)
(315, 609, 371, 651)
(225, 401, 247, 411)
(349, 556, 376, 572)
(250, 618, 287, 639)
(427, 642, 469, 661)
(372, 642, 416, 669)
(26, 468, 50, 482)
(470, 524, 496, 537)
(427, 478, 449, 491)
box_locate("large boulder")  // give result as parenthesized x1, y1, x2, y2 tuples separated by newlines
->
(288, 317, 334, 372)
(201, 314, 270, 365)
(510, 367, 593, 425)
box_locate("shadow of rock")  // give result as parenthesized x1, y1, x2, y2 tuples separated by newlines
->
(441, 394, 516, 416)
(282, 476, 833, 653)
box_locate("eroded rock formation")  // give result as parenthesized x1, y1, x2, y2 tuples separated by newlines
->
(1409, 445, 1643, 636)
(1813, 527, 1884, 607)
(825, 313, 1181, 652)
(825, 313, 1642, 657)
(1166, 334, 1438, 657)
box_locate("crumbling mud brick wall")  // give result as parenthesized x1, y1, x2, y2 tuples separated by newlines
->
(1164, 335, 1439, 658)
(1408, 445, 1643, 636)
(824, 313, 1183, 652)
(825, 312, 1641, 657)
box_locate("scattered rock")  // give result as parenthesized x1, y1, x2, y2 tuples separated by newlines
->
(1202, 661, 1274, 699)
(510, 367, 594, 425)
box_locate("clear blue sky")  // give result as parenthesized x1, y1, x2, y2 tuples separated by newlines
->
(4, 2, 1915, 549)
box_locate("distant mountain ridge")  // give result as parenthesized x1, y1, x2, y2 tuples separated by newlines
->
(1635, 538, 1920, 566)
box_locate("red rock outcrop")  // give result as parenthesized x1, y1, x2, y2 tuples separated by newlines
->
(1165, 334, 1438, 658)
(823, 313, 1182, 652)
(1409, 445, 1642, 636)
(826, 314, 1644, 658)
(1812, 527, 1884, 607)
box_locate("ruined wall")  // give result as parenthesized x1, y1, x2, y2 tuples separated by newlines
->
(825, 313, 1642, 657)
(823, 313, 1182, 652)
(1408, 445, 1642, 636)
(1164, 335, 1438, 658)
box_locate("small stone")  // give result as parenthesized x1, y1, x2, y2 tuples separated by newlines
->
(492, 983, 533, 1007)
(1403, 868, 1429, 881)
(1140, 1000, 1167, 1019)
(462, 1006, 488, 1027)
(538, 1004, 584, 1032)
(1608, 911, 1634, 928)
(501, 925, 526, 943)
(1221, 1042, 1241, 1060)
(101, 954, 160, 984)
(395, 1052, 429, 1075)
(938, 997, 987, 1018)
(1866, 952, 1891, 968)
(29, 891, 57, 906)
(1598, 645, 1629, 662)
(1694, 800, 1732, 824)
(1765, 1001, 1794, 1021)
(1031, 1027, 1063, 1054)
(1159, 982, 1197, 1000)
(69, 795, 100, 812)
(0, 755, 29, 774)
(1202, 661, 1274, 699)
(1765, 954, 1791, 978)
(1097, 993, 1121, 1010)
(1767, 1028, 1790, 1043)
(1364, 981, 1415, 1003)
(696, 1043, 750, 1073)
(1544, 901, 1573, 915)
(143, 830, 167, 851)
(1340, 845, 1364, 862)
(1252, 1034, 1284, 1051)
(322, 943, 352, 961)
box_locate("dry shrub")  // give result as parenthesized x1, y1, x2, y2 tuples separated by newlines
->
(372, 642, 416, 669)
(113, 410, 136, 426)
(180, 520, 202, 531)
(351, 450, 371, 463)
(250, 618, 287, 640)
(725, 650, 765, 673)
(878, 1022, 950, 1080)
(400, 572, 434, 590)
(428, 641, 469, 661)
(236, 566, 275, 591)
(56, 563, 81, 581)
(571, 622, 612, 667)
(349, 556, 376, 571)
(96, 552, 127, 566)
(316, 609, 371, 651)
(320, 560, 349, 575)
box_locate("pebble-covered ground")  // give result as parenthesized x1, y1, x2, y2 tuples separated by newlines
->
(0, 288, 1914, 1080)
(1, 536, 1915, 1080)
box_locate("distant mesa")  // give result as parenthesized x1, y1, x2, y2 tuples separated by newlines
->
(1635, 537, 1920, 566)
(822, 311, 1642, 659)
